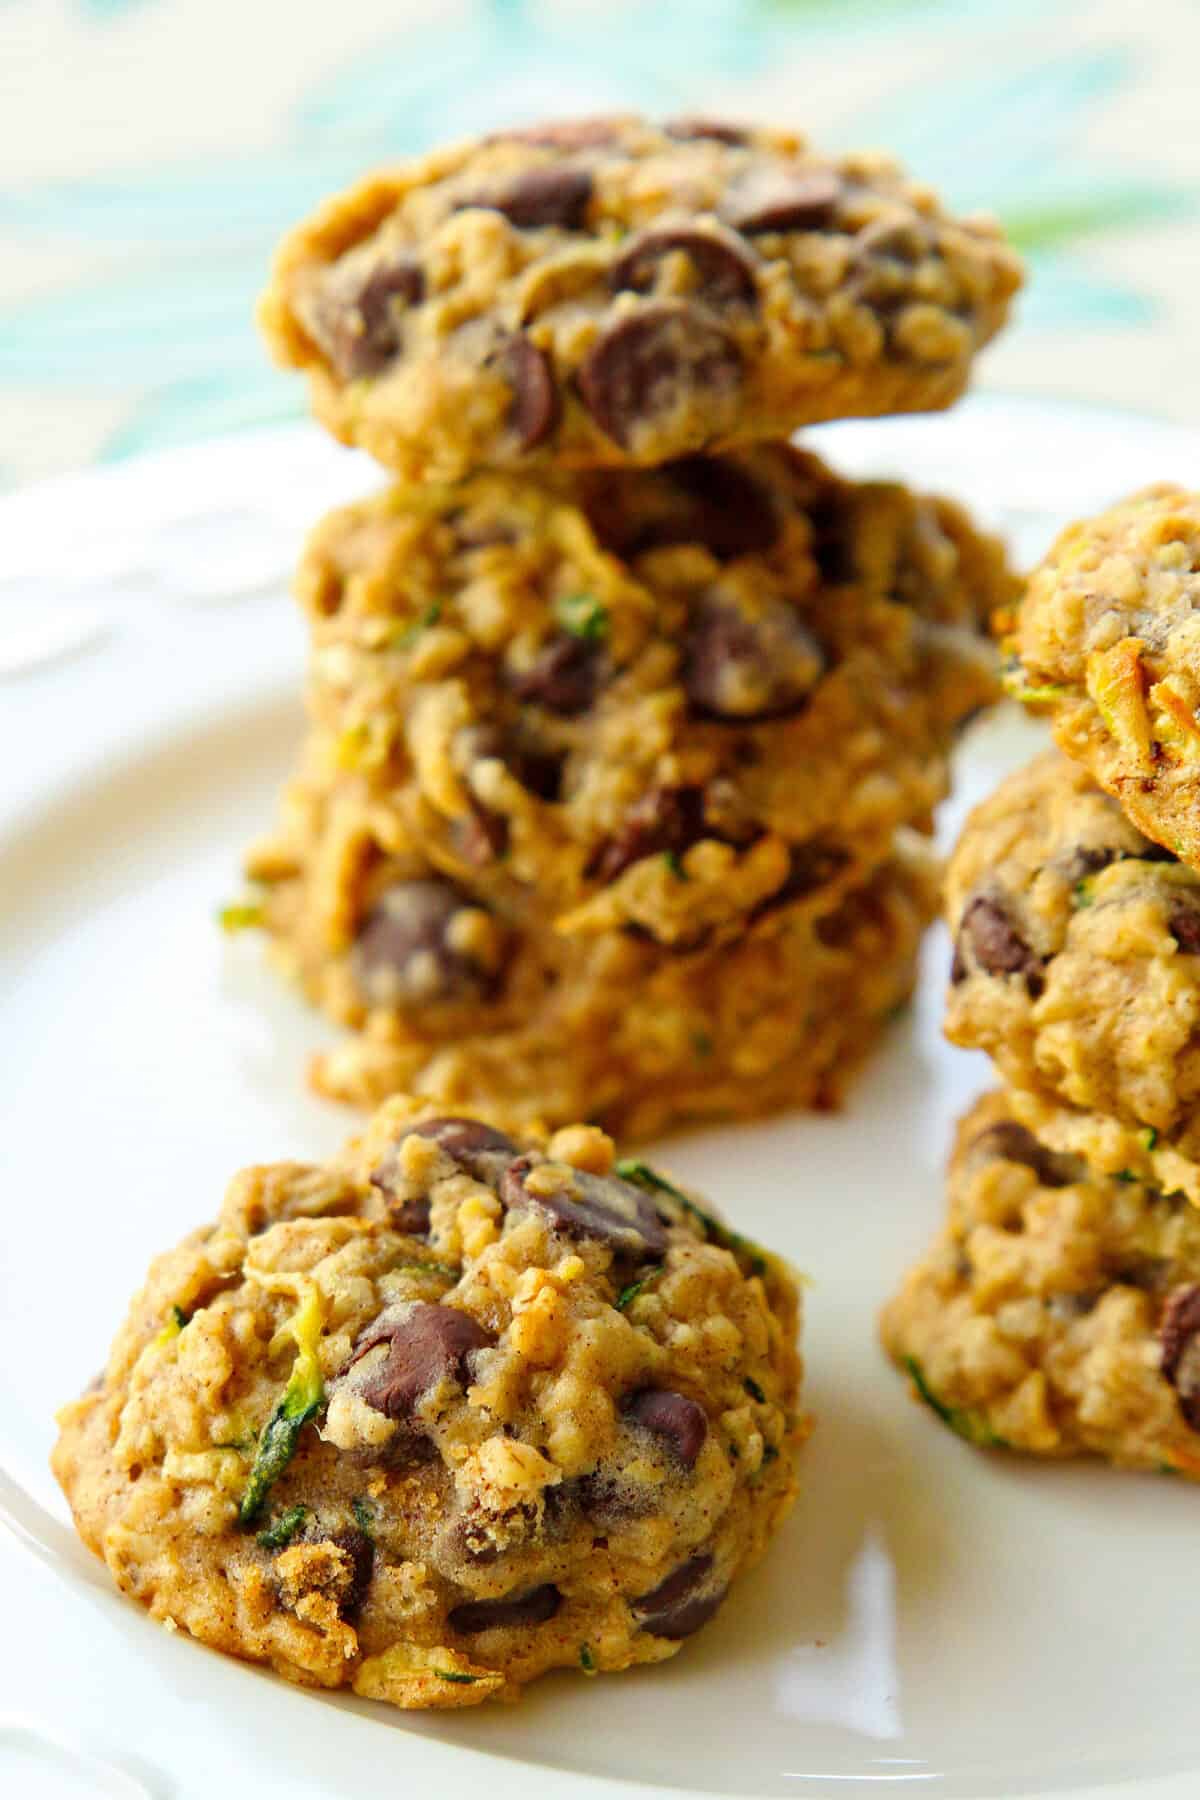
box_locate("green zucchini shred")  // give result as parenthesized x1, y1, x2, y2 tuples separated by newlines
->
(217, 900, 264, 933)
(554, 592, 609, 641)
(436, 1669, 483, 1684)
(256, 1504, 310, 1550)
(615, 1266, 662, 1312)
(744, 1376, 766, 1403)
(616, 1159, 769, 1276)
(579, 1644, 597, 1674)
(237, 1308, 325, 1528)
(904, 1357, 1006, 1448)
(352, 1496, 375, 1536)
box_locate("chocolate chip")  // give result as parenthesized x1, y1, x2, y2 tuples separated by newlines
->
(401, 1116, 519, 1179)
(612, 226, 758, 308)
(448, 1584, 562, 1633)
(351, 879, 496, 1009)
(721, 167, 842, 234)
(579, 301, 743, 450)
(587, 785, 710, 884)
(510, 632, 603, 715)
(664, 117, 749, 146)
(1169, 898, 1200, 954)
(682, 593, 826, 721)
(317, 252, 425, 381)
(461, 167, 592, 230)
(325, 1527, 375, 1620)
(1160, 1284, 1200, 1429)
(490, 333, 558, 451)
(624, 1388, 707, 1466)
(462, 722, 565, 798)
(1058, 845, 1118, 884)
(345, 1302, 495, 1420)
(755, 839, 851, 917)
(969, 1120, 1081, 1189)
(377, 1192, 432, 1236)
(953, 894, 1045, 997)
(583, 457, 779, 561)
(501, 1156, 669, 1258)
(634, 1554, 725, 1638)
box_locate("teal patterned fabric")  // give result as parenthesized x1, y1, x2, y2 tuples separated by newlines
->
(0, 0, 1188, 480)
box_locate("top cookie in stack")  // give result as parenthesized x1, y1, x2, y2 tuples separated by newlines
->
(260, 115, 1022, 482)
(244, 116, 1021, 1137)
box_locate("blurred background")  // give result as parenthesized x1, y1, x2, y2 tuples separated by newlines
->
(1, 0, 1196, 489)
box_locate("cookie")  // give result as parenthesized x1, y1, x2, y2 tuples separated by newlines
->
(881, 1089, 1200, 1477)
(260, 115, 1022, 481)
(945, 747, 1200, 1201)
(1006, 483, 1200, 871)
(251, 824, 936, 1135)
(249, 443, 1007, 943)
(53, 1099, 803, 1706)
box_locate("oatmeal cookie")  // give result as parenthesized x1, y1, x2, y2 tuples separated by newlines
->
(945, 748, 1200, 1201)
(253, 444, 1007, 941)
(53, 1100, 803, 1707)
(248, 825, 936, 1136)
(881, 1089, 1200, 1477)
(1007, 484, 1200, 870)
(260, 115, 1021, 481)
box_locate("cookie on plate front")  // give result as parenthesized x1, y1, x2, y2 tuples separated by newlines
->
(53, 1100, 804, 1706)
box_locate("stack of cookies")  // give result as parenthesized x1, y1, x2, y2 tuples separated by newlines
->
(241, 114, 1022, 1138)
(884, 485, 1200, 1480)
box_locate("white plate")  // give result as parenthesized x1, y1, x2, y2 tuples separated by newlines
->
(4, 397, 1200, 1800)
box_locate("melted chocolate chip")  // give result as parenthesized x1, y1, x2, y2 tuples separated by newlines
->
(371, 1117, 519, 1208)
(755, 839, 851, 918)
(682, 593, 826, 721)
(612, 226, 758, 309)
(1168, 898, 1200, 954)
(510, 633, 604, 715)
(501, 1155, 669, 1258)
(345, 1303, 495, 1420)
(448, 1584, 562, 1633)
(579, 301, 743, 450)
(317, 252, 425, 381)
(492, 334, 558, 450)
(953, 894, 1045, 997)
(634, 1554, 725, 1638)
(461, 166, 593, 230)
(587, 786, 710, 885)
(624, 1388, 708, 1466)
(583, 456, 780, 561)
(721, 167, 842, 234)
(1160, 1284, 1200, 1429)
(969, 1120, 1081, 1189)
(351, 879, 496, 1010)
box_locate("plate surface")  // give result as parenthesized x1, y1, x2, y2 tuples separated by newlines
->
(4, 397, 1200, 1800)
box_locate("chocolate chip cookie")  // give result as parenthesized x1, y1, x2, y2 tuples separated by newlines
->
(945, 747, 1200, 1203)
(881, 1089, 1200, 1477)
(235, 442, 1006, 1130)
(255, 823, 936, 1135)
(1006, 484, 1200, 870)
(260, 115, 1021, 481)
(248, 441, 1006, 942)
(53, 1099, 803, 1706)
